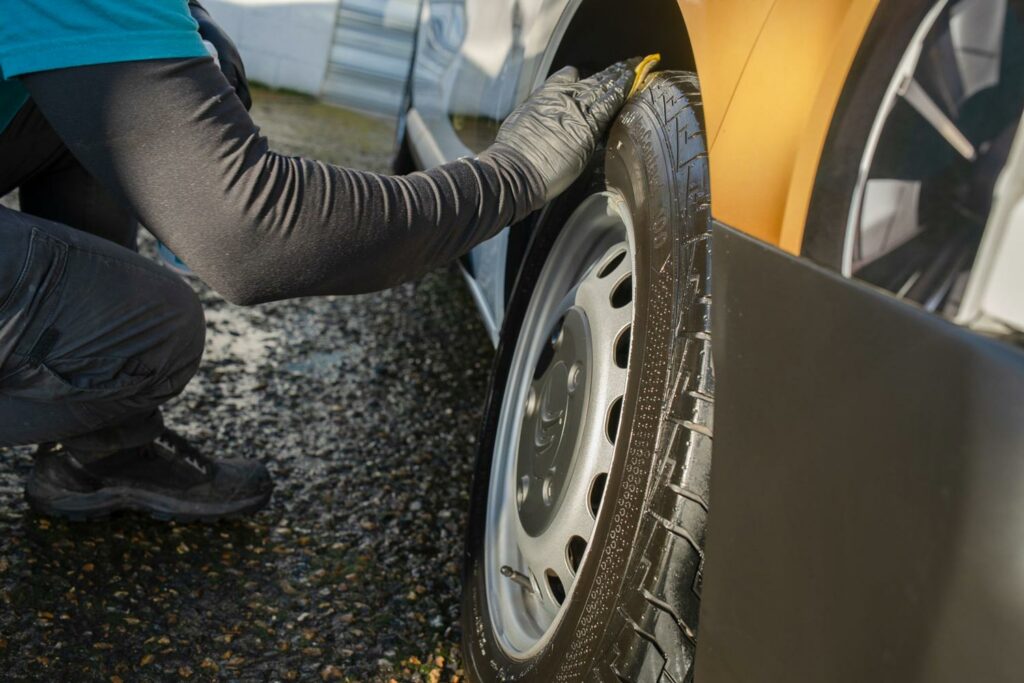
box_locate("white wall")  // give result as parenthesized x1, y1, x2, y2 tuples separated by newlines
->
(203, 0, 339, 95)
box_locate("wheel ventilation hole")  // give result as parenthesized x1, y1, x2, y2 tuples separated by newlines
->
(614, 326, 631, 369)
(611, 275, 632, 308)
(546, 570, 566, 605)
(607, 396, 623, 444)
(598, 249, 627, 278)
(589, 473, 608, 518)
(567, 536, 587, 574)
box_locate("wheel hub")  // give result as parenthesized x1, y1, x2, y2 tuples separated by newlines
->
(516, 310, 591, 536)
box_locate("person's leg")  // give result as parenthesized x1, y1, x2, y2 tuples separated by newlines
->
(0, 98, 166, 454)
(20, 155, 139, 251)
(0, 207, 272, 519)
(0, 99, 138, 250)
(0, 206, 203, 451)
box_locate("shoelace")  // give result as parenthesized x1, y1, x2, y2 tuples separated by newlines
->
(148, 429, 215, 478)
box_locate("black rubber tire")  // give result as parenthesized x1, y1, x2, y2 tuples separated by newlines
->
(461, 71, 713, 683)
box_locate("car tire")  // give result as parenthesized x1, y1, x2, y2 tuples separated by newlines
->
(462, 72, 713, 683)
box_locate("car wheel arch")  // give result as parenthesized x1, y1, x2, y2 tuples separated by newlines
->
(501, 0, 701, 303)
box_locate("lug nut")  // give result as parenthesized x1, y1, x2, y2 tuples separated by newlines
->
(525, 387, 537, 417)
(542, 478, 555, 506)
(567, 362, 583, 394)
(517, 475, 530, 506)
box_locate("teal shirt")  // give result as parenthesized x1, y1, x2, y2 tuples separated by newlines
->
(0, 0, 208, 133)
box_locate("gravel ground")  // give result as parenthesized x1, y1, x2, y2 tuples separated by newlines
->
(0, 89, 493, 681)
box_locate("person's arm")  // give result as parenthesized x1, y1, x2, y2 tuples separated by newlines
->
(22, 56, 636, 305)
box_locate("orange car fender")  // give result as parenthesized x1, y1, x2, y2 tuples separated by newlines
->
(677, 0, 879, 252)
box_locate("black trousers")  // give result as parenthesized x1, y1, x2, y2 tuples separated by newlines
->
(0, 102, 205, 452)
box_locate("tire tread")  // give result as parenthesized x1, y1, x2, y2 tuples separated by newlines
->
(598, 71, 713, 683)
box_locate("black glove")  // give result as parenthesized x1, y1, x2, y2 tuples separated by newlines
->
(188, 0, 252, 110)
(485, 59, 641, 204)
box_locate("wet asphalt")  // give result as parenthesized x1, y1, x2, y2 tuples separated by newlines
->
(0, 89, 493, 681)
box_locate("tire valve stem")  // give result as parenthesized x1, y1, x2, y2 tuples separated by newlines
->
(500, 565, 535, 594)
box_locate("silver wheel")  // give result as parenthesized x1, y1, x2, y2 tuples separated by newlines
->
(845, 0, 1024, 315)
(484, 191, 635, 659)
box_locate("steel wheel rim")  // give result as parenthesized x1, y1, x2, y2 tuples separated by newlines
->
(484, 191, 635, 659)
(845, 0, 1024, 315)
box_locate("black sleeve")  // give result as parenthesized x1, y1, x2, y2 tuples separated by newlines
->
(22, 57, 544, 305)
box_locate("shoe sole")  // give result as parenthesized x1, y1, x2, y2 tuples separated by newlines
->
(24, 480, 272, 523)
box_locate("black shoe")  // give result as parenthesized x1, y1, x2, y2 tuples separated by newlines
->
(25, 430, 273, 522)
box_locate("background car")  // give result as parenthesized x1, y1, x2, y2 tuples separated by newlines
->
(394, 0, 1024, 680)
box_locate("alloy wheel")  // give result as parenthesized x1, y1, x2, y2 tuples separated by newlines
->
(846, 0, 1024, 316)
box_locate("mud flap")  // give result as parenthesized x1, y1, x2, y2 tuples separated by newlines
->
(696, 224, 1024, 683)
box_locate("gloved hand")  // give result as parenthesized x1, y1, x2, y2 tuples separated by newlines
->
(188, 0, 252, 110)
(486, 59, 642, 204)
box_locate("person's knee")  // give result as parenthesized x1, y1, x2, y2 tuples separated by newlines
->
(66, 277, 204, 441)
(131, 274, 206, 407)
